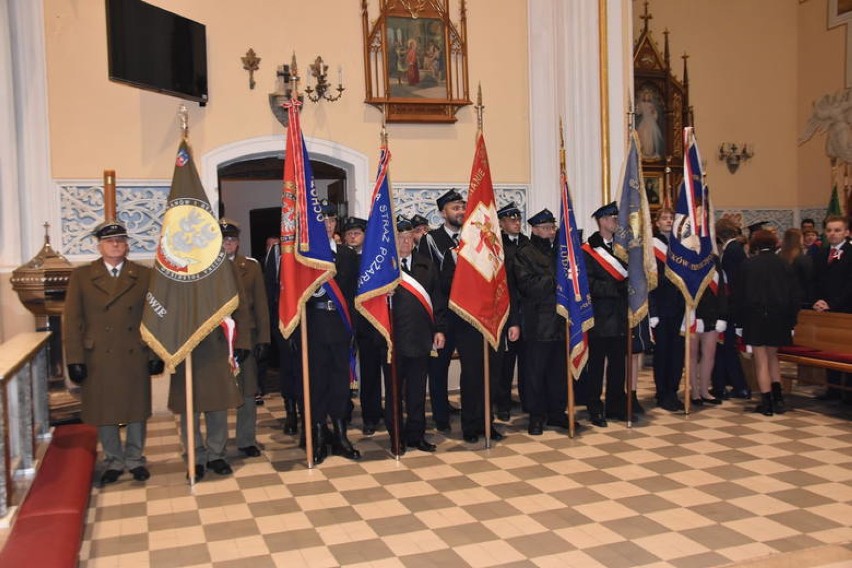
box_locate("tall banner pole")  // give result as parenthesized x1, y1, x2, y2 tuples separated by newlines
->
(185, 353, 196, 488)
(300, 307, 315, 468)
(566, 321, 575, 438)
(483, 339, 492, 449)
(388, 295, 402, 458)
(684, 315, 691, 415)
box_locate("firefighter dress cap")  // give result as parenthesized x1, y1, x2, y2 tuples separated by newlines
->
(528, 208, 556, 226)
(396, 215, 414, 232)
(320, 199, 338, 218)
(497, 202, 521, 219)
(591, 202, 619, 219)
(410, 214, 429, 228)
(343, 217, 367, 232)
(436, 189, 464, 211)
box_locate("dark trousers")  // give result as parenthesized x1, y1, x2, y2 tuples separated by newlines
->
(587, 334, 627, 414)
(383, 353, 428, 444)
(456, 319, 496, 436)
(428, 322, 456, 425)
(357, 333, 385, 425)
(274, 327, 303, 402)
(653, 316, 685, 404)
(711, 329, 748, 395)
(306, 310, 351, 421)
(495, 335, 524, 413)
(523, 340, 567, 419)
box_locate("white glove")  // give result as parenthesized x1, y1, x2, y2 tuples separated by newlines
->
(715, 320, 727, 333)
(735, 327, 743, 337)
(649, 317, 660, 328)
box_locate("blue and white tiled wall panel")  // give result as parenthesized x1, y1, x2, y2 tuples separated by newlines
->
(59, 182, 170, 257)
(58, 182, 528, 259)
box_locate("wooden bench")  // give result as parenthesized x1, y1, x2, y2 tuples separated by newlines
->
(778, 310, 852, 391)
(0, 423, 97, 568)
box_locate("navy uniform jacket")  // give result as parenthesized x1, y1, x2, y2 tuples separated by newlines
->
(393, 255, 447, 358)
(583, 231, 628, 338)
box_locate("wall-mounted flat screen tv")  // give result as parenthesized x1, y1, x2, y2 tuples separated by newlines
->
(106, 0, 208, 105)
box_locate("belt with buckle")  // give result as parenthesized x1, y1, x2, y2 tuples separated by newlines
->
(307, 299, 337, 311)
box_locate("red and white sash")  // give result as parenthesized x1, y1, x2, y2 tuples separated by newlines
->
(582, 243, 627, 281)
(653, 236, 667, 264)
(399, 271, 434, 322)
(219, 316, 239, 376)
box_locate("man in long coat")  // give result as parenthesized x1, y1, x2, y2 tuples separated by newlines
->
(168, 260, 252, 480)
(220, 219, 270, 457)
(64, 221, 159, 485)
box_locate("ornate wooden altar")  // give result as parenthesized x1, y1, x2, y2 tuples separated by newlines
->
(633, 2, 692, 209)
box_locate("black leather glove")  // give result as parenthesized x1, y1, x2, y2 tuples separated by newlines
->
(148, 358, 165, 375)
(253, 343, 270, 364)
(67, 363, 87, 385)
(234, 349, 251, 364)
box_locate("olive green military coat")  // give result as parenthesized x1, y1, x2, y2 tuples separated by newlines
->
(233, 254, 270, 396)
(63, 259, 152, 425)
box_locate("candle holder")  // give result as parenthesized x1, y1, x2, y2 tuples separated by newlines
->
(303, 56, 345, 103)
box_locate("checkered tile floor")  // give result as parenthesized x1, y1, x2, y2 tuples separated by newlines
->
(79, 371, 852, 567)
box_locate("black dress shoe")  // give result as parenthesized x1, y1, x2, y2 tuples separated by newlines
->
(100, 469, 123, 485)
(435, 421, 451, 433)
(590, 414, 608, 428)
(129, 466, 150, 481)
(496, 410, 511, 422)
(239, 445, 261, 457)
(691, 398, 704, 407)
(407, 438, 437, 452)
(702, 396, 722, 405)
(730, 388, 752, 400)
(362, 422, 377, 436)
(463, 432, 479, 443)
(488, 427, 505, 441)
(528, 419, 544, 435)
(546, 414, 570, 429)
(660, 398, 685, 412)
(206, 459, 233, 475)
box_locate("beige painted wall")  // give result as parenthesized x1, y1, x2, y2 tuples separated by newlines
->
(636, 0, 801, 209)
(43, 0, 529, 185)
(797, 0, 846, 208)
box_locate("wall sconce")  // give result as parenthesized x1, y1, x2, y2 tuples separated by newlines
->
(303, 56, 345, 103)
(718, 143, 754, 174)
(241, 48, 261, 90)
(268, 53, 304, 127)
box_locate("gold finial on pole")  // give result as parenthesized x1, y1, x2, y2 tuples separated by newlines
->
(290, 52, 300, 97)
(475, 83, 484, 132)
(380, 109, 388, 146)
(178, 104, 189, 140)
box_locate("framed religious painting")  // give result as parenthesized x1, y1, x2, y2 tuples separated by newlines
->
(643, 171, 663, 208)
(361, 0, 471, 123)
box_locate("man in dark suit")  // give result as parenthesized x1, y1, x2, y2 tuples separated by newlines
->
(649, 208, 686, 411)
(345, 216, 385, 435)
(421, 189, 466, 432)
(304, 200, 361, 463)
(582, 202, 628, 427)
(220, 219, 270, 458)
(512, 208, 570, 434)
(383, 217, 447, 453)
(712, 217, 751, 399)
(494, 201, 529, 420)
(64, 221, 160, 485)
(264, 236, 303, 435)
(812, 215, 852, 400)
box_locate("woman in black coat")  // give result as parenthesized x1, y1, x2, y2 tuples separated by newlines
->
(735, 230, 800, 415)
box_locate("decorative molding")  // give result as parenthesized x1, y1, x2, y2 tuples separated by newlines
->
(57, 181, 169, 258)
(394, 184, 528, 228)
(200, 135, 371, 218)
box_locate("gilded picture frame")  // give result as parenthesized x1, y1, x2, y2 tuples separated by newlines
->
(361, 0, 471, 123)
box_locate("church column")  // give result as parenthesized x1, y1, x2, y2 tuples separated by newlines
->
(528, 0, 633, 235)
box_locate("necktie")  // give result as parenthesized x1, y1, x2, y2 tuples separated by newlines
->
(402, 258, 409, 272)
(452, 233, 459, 246)
(829, 248, 840, 263)
(111, 267, 119, 278)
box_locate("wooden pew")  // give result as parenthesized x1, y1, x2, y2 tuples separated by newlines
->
(778, 310, 852, 391)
